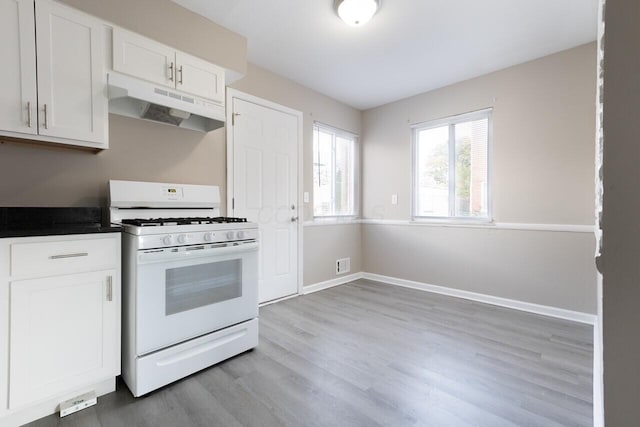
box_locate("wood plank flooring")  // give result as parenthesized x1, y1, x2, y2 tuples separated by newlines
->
(27, 279, 594, 427)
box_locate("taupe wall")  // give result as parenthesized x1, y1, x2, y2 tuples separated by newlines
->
(361, 44, 597, 313)
(363, 43, 596, 224)
(600, 0, 640, 423)
(363, 225, 596, 313)
(58, 0, 247, 75)
(0, 115, 226, 208)
(230, 64, 363, 286)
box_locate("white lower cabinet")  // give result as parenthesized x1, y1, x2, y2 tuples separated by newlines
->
(0, 233, 121, 427)
(9, 270, 117, 409)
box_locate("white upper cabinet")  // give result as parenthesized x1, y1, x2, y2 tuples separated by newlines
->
(35, 0, 107, 145)
(0, 0, 108, 149)
(112, 27, 225, 104)
(176, 51, 225, 104)
(112, 28, 175, 88)
(0, 0, 37, 136)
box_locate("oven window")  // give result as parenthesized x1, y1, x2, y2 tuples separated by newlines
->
(165, 259, 242, 315)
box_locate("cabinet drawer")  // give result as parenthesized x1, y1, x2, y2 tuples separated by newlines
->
(11, 237, 117, 278)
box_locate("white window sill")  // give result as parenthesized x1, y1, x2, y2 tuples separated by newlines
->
(359, 219, 594, 233)
(304, 217, 360, 227)
(410, 217, 494, 226)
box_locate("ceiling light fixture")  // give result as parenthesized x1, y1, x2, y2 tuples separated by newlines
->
(334, 0, 380, 27)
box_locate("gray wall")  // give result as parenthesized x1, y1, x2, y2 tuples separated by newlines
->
(361, 44, 598, 313)
(600, 0, 640, 423)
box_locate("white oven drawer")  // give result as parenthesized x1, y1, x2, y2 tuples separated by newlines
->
(133, 318, 258, 397)
(11, 236, 118, 278)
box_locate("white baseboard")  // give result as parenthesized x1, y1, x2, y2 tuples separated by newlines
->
(0, 378, 115, 427)
(361, 272, 597, 325)
(259, 293, 299, 307)
(300, 272, 596, 325)
(301, 272, 364, 295)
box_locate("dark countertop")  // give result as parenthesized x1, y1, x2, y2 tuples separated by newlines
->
(0, 207, 121, 238)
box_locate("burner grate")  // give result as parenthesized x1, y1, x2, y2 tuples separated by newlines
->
(121, 217, 248, 227)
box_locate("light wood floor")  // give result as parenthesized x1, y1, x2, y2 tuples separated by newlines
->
(28, 279, 594, 427)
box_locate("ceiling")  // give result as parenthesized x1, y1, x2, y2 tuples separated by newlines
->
(173, 0, 598, 110)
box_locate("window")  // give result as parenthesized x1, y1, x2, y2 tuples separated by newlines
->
(412, 109, 491, 220)
(313, 123, 358, 217)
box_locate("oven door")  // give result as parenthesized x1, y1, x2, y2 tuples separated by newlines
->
(135, 240, 258, 355)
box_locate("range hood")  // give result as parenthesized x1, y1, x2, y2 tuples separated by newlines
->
(107, 72, 225, 132)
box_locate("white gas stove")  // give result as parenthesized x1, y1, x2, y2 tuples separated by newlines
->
(109, 180, 259, 397)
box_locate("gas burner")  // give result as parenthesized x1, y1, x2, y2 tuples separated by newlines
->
(212, 217, 248, 224)
(121, 216, 248, 227)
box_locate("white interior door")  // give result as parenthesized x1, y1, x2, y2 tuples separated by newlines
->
(231, 97, 300, 303)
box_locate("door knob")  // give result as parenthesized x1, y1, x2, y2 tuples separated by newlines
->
(291, 216, 299, 222)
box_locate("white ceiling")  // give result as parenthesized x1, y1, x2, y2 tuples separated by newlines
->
(173, 0, 598, 110)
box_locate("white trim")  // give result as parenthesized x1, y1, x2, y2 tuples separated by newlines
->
(259, 293, 299, 307)
(301, 272, 364, 295)
(0, 378, 115, 427)
(275, 271, 596, 325)
(359, 219, 595, 233)
(411, 108, 493, 221)
(409, 107, 494, 130)
(495, 222, 595, 233)
(303, 219, 360, 227)
(361, 272, 597, 325)
(225, 88, 305, 298)
(312, 123, 359, 218)
(313, 121, 359, 139)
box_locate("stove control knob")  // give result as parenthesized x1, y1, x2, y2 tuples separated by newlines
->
(177, 234, 188, 244)
(226, 231, 236, 240)
(162, 235, 173, 245)
(203, 232, 214, 242)
(237, 231, 247, 240)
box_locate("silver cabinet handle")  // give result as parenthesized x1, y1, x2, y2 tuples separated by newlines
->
(291, 216, 299, 222)
(49, 252, 88, 259)
(178, 65, 183, 84)
(43, 104, 48, 129)
(26, 101, 32, 128)
(106, 276, 113, 302)
(169, 62, 174, 82)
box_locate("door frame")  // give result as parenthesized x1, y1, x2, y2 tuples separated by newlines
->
(225, 88, 305, 298)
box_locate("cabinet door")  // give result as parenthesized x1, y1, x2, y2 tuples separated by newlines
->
(9, 270, 118, 409)
(113, 28, 176, 88)
(176, 51, 225, 104)
(34, 0, 107, 145)
(0, 0, 37, 136)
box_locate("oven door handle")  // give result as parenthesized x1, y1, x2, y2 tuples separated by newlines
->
(138, 241, 258, 264)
